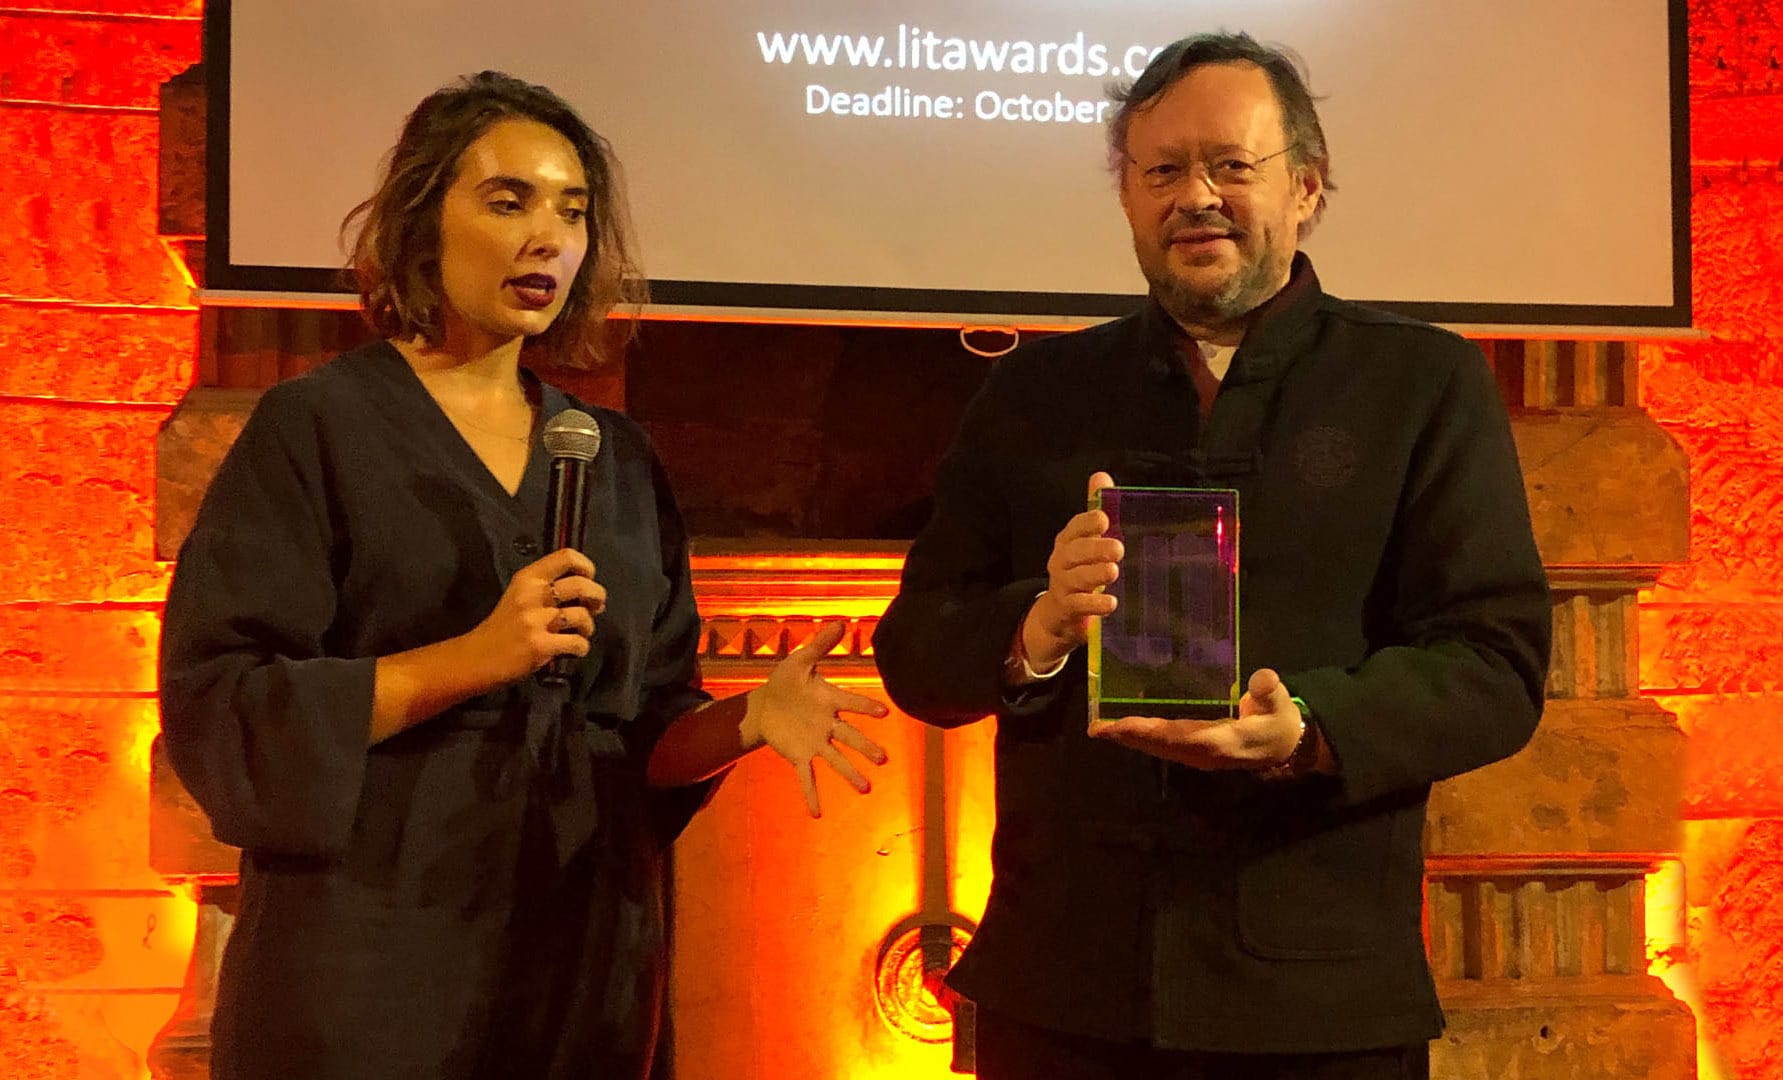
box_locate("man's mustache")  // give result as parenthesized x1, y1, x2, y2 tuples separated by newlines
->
(1166, 211, 1242, 240)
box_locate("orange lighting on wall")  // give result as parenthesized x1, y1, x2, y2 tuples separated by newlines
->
(675, 549, 994, 1079)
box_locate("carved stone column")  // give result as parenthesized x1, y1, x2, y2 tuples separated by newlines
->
(1426, 341, 1697, 1078)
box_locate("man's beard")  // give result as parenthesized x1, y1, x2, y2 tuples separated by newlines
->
(1142, 227, 1291, 331)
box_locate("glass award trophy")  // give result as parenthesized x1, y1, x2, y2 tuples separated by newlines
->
(1087, 486, 1240, 724)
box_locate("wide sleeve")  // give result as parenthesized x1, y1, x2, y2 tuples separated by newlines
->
(1289, 345, 1551, 807)
(874, 361, 1066, 728)
(620, 445, 717, 841)
(158, 387, 375, 859)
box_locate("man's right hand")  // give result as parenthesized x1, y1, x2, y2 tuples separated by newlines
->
(1020, 471, 1122, 672)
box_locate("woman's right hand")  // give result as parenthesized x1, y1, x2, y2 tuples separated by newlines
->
(369, 548, 604, 743)
(466, 547, 606, 684)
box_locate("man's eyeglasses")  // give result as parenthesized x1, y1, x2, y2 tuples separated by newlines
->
(1127, 144, 1297, 195)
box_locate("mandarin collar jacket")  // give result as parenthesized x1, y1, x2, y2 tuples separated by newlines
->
(875, 254, 1551, 1053)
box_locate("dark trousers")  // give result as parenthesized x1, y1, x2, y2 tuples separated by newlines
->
(974, 1006, 1430, 1080)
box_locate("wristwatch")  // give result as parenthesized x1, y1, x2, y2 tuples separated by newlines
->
(1259, 696, 1320, 780)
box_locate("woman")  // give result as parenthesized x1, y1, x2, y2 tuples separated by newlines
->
(159, 71, 886, 1079)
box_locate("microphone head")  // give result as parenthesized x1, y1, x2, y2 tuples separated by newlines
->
(542, 409, 602, 462)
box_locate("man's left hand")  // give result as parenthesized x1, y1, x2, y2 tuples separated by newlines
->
(1089, 667, 1303, 772)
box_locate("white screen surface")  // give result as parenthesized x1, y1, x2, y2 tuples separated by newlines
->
(219, 0, 1685, 327)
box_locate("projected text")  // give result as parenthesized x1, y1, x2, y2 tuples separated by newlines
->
(757, 24, 1164, 125)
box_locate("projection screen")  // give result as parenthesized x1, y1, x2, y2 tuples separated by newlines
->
(206, 0, 1690, 331)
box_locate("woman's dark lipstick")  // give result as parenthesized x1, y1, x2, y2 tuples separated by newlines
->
(508, 273, 558, 309)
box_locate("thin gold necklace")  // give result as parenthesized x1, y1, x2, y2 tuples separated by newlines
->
(433, 397, 534, 443)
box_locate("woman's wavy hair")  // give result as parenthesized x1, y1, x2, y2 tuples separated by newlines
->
(340, 71, 642, 367)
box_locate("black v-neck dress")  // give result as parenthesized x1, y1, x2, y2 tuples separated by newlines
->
(159, 341, 713, 1079)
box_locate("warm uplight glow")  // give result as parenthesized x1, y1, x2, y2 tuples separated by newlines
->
(691, 551, 908, 621)
(694, 553, 908, 572)
(1647, 859, 1728, 1080)
(628, 307, 1078, 333)
(692, 597, 895, 620)
(159, 236, 199, 294)
(125, 708, 160, 782)
(194, 289, 1079, 333)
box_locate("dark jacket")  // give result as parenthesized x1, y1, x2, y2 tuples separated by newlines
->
(873, 256, 1550, 1053)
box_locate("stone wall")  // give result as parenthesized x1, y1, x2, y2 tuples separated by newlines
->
(0, 4, 202, 1078)
(3, 2, 1782, 1077)
(1640, 4, 1783, 1077)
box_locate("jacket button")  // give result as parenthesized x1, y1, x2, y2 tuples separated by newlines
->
(513, 536, 540, 557)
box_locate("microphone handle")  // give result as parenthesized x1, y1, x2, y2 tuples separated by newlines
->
(540, 455, 592, 685)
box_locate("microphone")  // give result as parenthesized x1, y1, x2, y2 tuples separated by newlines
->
(539, 409, 602, 685)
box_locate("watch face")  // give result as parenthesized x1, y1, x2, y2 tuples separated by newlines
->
(1289, 712, 1323, 775)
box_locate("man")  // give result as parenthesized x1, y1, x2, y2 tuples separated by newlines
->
(873, 32, 1550, 1080)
